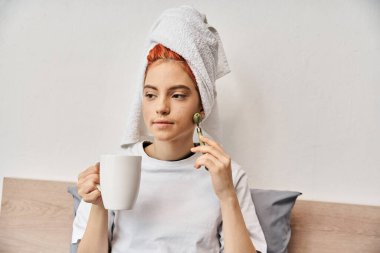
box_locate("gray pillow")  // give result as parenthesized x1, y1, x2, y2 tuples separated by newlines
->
(67, 186, 81, 253)
(67, 185, 81, 217)
(250, 188, 301, 253)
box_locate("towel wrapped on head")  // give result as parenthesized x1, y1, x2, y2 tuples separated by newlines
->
(121, 5, 230, 148)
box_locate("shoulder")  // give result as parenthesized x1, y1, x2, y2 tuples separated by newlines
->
(230, 159, 248, 188)
(231, 159, 242, 171)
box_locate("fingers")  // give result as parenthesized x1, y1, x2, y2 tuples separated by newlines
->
(194, 153, 223, 171)
(77, 163, 101, 204)
(191, 138, 230, 165)
(78, 174, 100, 190)
(81, 188, 101, 203)
(78, 162, 99, 181)
(77, 176, 99, 195)
(191, 135, 232, 175)
(191, 145, 229, 164)
(78, 173, 100, 186)
(199, 135, 225, 153)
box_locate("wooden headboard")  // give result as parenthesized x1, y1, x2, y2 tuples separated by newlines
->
(1, 177, 380, 253)
(0, 177, 75, 253)
(288, 199, 380, 252)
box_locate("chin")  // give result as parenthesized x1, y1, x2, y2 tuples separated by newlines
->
(159, 135, 195, 145)
(150, 131, 176, 141)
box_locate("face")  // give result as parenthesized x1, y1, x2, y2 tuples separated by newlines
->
(142, 60, 204, 143)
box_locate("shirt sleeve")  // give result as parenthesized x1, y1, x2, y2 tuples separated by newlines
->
(71, 199, 115, 244)
(218, 162, 267, 253)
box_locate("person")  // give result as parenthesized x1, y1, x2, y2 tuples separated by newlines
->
(72, 6, 267, 253)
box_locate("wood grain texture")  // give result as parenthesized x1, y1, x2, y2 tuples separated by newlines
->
(0, 177, 75, 253)
(1, 177, 380, 252)
(288, 200, 380, 253)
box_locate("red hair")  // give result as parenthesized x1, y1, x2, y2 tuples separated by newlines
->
(145, 44, 197, 85)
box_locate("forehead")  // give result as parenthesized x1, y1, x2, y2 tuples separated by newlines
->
(144, 60, 197, 91)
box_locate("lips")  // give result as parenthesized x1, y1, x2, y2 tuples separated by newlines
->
(153, 120, 174, 124)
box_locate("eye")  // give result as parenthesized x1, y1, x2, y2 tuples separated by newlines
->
(144, 93, 156, 99)
(173, 94, 187, 99)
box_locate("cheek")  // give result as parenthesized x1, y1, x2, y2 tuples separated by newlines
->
(141, 102, 151, 121)
(174, 105, 198, 123)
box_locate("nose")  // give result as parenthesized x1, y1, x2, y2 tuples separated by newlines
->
(156, 97, 170, 115)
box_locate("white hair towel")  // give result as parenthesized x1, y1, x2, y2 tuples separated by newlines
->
(120, 5, 230, 148)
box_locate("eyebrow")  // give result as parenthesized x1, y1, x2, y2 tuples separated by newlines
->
(143, 84, 192, 92)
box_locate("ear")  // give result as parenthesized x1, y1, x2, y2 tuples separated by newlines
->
(200, 108, 205, 119)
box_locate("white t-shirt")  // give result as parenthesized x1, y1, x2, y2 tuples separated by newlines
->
(72, 141, 267, 253)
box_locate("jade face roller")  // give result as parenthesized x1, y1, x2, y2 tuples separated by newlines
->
(193, 112, 205, 146)
(193, 112, 208, 171)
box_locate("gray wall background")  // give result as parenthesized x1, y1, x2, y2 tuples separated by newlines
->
(1, 0, 379, 206)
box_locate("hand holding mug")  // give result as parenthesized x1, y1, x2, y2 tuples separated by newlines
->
(77, 155, 142, 210)
(77, 162, 103, 207)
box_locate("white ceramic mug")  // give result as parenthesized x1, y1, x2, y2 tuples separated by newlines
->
(99, 155, 142, 210)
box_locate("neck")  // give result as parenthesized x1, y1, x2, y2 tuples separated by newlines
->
(145, 138, 195, 161)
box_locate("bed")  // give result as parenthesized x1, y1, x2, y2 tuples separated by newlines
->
(0, 177, 379, 253)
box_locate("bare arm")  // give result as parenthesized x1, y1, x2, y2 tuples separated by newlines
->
(191, 136, 256, 253)
(220, 194, 256, 253)
(77, 163, 109, 253)
(77, 204, 109, 253)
